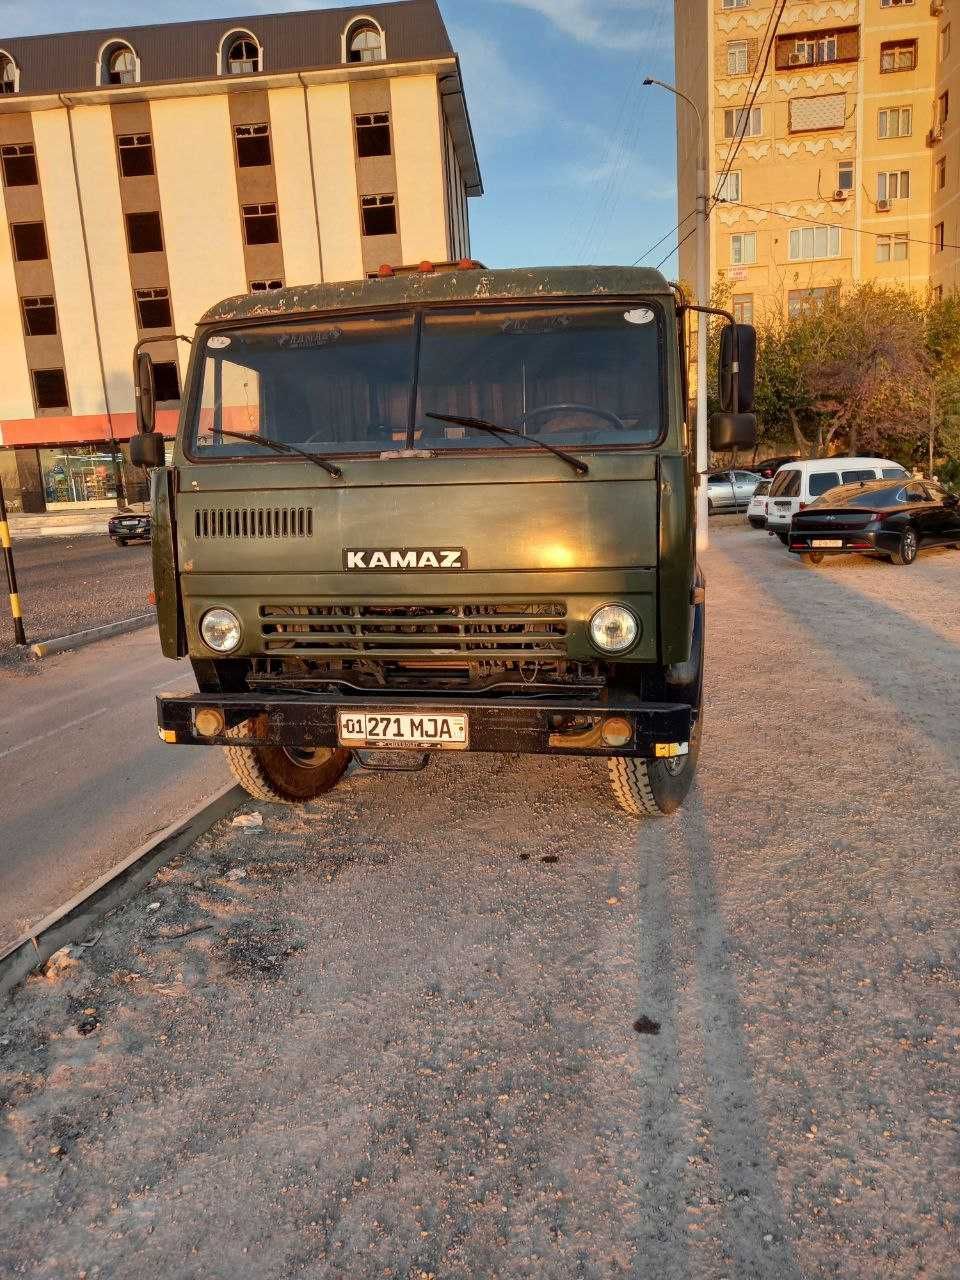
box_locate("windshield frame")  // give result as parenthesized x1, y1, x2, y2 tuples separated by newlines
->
(179, 295, 671, 465)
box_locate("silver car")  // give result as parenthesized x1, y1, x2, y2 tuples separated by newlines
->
(707, 469, 760, 514)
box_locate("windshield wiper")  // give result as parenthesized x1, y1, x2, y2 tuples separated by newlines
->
(424, 412, 589, 476)
(211, 429, 343, 479)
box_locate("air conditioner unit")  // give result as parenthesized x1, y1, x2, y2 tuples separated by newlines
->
(931, 0, 944, 16)
(833, 189, 848, 201)
(788, 53, 803, 65)
(927, 126, 944, 145)
(876, 198, 892, 212)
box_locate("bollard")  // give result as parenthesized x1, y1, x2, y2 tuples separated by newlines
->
(0, 475, 27, 646)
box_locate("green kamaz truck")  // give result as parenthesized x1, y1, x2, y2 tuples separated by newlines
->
(132, 265, 755, 816)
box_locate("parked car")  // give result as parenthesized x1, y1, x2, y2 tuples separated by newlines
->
(108, 508, 152, 545)
(765, 457, 909, 543)
(753, 455, 799, 480)
(790, 477, 960, 565)
(746, 479, 771, 528)
(707, 469, 760, 513)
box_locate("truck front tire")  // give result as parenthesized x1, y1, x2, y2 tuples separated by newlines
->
(607, 718, 702, 817)
(225, 721, 351, 803)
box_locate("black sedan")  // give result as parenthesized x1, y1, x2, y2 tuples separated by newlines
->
(789, 478, 960, 565)
(107, 508, 152, 546)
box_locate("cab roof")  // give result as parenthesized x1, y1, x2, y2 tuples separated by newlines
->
(201, 266, 676, 325)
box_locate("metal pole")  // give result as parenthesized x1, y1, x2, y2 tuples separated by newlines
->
(643, 77, 709, 550)
(0, 475, 27, 646)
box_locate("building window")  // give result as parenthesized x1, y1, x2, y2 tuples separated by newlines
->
(732, 295, 753, 324)
(721, 0, 750, 7)
(33, 368, 69, 411)
(837, 160, 854, 192)
(718, 171, 741, 202)
(938, 91, 950, 126)
(355, 113, 392, 158)
(346, 20, 385, 64)
(941, 25, 951, 62)
(880, 0, 914, 6)
(117, 132, 154, 177)
(361, 194, 397, 236)
(932, 284, 943, 302)
(880, 41, 917, 72)
(0, 52, 19, 94)
(100, 41, 139, 85)
(877, 170, 910, 201)
(727, 42, 749, 75)
(935, 222, 945, 251)
(250, 279, 284, 292)
(222, 32, 262, 75)
(22, 295, 57, 337)
(791, 35, 838, 65)
(789, 93, 846, 132)
(235, 123, 272, 168)
(878, 106, 912, 138)
(730, 232, 756, 265)
(12, 221, 48, 261)
(936, 156, 947, 190)
(135, 287, 172, 329)
(876, 234, 909, 262)
(153, 362, 180, 403)
(1, 143, 38, 187)
(789, 225, 841, 260)
(242, 202, 280, 245)
(126, 211, 164, 254)
(788, 287, 838, 318)
(724, 106, 762, 138)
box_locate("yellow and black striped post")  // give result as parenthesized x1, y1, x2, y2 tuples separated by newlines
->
(0, 475, 27, 647)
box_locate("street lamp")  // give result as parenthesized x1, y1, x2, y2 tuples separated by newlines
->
(643, 76, 710, 550)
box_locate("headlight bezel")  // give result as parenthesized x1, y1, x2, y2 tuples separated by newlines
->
(200, 606, 243, 654)
(588, 603, 640, 655)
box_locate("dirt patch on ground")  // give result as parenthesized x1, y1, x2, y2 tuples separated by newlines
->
(1, 527, 958, 1279)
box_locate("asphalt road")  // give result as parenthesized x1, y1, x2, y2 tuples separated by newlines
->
(0, 625, 228, 949)
(0, 533, 152, 652)
(2, 525, 958, 1280)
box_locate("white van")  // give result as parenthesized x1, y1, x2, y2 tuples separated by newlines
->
(766, 457, 910, 543)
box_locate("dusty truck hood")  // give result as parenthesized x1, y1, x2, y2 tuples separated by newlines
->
(175, 453, 660, 576)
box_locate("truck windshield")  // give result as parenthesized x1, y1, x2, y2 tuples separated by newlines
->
(188, 301, 665, 458)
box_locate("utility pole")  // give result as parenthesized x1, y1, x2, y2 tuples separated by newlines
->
(0, 474, 27, 646)
(644, 78, 710, 549)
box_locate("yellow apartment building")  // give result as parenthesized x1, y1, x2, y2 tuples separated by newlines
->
(675, 0, 954, 324)
(0, 1, 481, 511)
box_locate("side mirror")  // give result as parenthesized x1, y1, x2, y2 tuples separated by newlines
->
(129, 431, 166, 469)
(944, 492, 959, 508)
(719, 323, 757, 413)
(135, 351, 156, 434)
(709, 411, 757, 452)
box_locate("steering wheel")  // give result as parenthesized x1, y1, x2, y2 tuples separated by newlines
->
(519, 403, 628, 434)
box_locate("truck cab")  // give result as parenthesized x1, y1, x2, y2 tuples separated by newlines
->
(133, 265, 755, 816)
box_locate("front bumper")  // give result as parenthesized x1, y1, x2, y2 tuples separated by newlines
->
(157, 690, 694, 759)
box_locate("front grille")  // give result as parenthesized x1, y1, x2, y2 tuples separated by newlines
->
(194, 506, 314, 540)
(259, 601, 568, 658)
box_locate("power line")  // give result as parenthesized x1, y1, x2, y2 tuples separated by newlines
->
(656, 218, 702, 271)
(632, 208, 697, 265)
(726, 198, 960, 252)
(713, 0, 788, 204)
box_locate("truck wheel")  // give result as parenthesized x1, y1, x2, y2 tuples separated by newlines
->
(225, 722, 351, 803)
(608, 719, 702, 818)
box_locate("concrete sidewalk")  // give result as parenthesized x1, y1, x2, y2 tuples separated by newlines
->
(9, 504, 148, 541)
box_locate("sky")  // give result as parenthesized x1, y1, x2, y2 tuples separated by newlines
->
(0, 0, 681, 272)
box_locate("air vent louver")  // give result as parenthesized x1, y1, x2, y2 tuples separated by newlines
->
(194, 507, 314, 540)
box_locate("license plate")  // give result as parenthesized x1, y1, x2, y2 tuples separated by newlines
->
(811, 539, 843, 548)
(337, 711, 469, 750)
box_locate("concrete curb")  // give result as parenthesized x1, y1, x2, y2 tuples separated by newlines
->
(31, 612, 156, 658)
(0, 784, 245, 1000)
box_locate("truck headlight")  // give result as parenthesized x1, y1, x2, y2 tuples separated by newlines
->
(589, 604, 639, 654)
(200, 607, 242, 653)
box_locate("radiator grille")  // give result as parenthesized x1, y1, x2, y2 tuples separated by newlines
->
(259, 601, 568, 658)
(194, 507, 314, 540)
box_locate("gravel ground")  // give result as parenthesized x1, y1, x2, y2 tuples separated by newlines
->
(1, 524, 958, 1280)
(0, 535, 152, 663)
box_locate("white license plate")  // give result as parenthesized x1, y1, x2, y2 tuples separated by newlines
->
(811, 539, 843, 548)
(337, 711, 469, 750)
